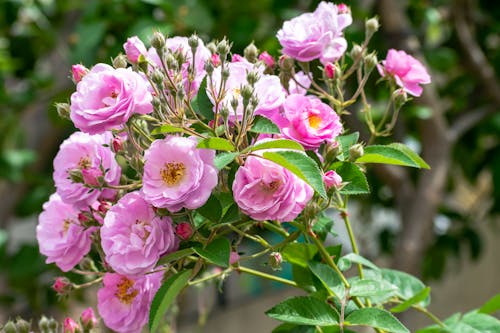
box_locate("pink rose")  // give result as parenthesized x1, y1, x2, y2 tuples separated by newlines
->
(232, 153, 313, 222)
(259, 51, 275, 68)
(101, 191, 178, 276)
(53, 132, 121, 209)
(277, 2, 352, 64)
(123, 36, 147, 63)
(378, 49, 431, 97)
(97, 272, 162, 333)
(36, 193, 95, 272)
(280, 94, 343, 150)
(142, 136, 218, 212)
(71, 64, 88, 83)
(63, 318, 80, 333)
(324, 170, 342, 189)
(175, 222, 193, 240)
(70, 64, 153, 134)
(80, 307, 98, 330)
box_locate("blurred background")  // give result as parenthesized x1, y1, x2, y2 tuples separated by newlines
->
(0, 0, 499, 331)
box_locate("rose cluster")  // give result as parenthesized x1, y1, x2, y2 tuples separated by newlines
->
(36, 2, 430, 332)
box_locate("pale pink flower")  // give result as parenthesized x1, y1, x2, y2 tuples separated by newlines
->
(97, 272, 162, 333)
(231, 53, 244, 62)
(324, 170, 342, 189)
(288, 71, 312, 96)
(101, 191, 178, 276)
(280, 94, 343, 150)
(70, 64, 153, 134)
(232, 153, 313, 222)
(277, 2, 352, 64)
(53, 132, 121, 209)
(123, 36, 148, 63)
(378, 49, 431, 97)
(36, 193, 95, 272)
(142, 136, 218, 212)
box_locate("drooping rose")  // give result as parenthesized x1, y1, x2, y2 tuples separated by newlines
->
(101, 191, 178, 276)
(142, 136, 217, 212)
(378, 49, 431, 97)
(36, 193, 95, 272)
(53, 132, 121, 209)
(70, 64, 153, 134)
(232, 153, 313, 222)
(97, 272, 162, 333)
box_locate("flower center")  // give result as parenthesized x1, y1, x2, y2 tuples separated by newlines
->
(115, 277, 139, 305)
(61, 218, 73, 236)
(134, 220, 151, 240)
(78, 157, 92, 170)
(261, 180, 281, 193)
(160, 162, 186, 186)
(308, 114, 322, 129)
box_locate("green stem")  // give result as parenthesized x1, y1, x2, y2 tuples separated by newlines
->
(341, 209, 364, 279)
(309, 233, 350, 288)
(414, 306, 446, 328)
(262, 221, 289, 237)
(238, 266, 299, 288)
(189, 268, 232, 286)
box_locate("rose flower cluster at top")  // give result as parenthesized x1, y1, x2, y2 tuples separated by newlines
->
(36, 2, 430, 332)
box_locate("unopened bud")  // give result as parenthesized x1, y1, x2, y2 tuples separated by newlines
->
(246, 71, 260, 86)
(258, 51, 275, 68)
(279, 55, 294, 72)
(244, 42, 258, 63)
(112, 54, 128, 69)
(216, 39, 230, 57)
(63, 318, 81, 333)
(324, 62, 335, 79)
(211, 53, 221, 67)
(206, 42, 217, 54)
(55, 102, 70, 120)
(364, 52, 378, 72)
(250, 96, 259, 109)
(15, 318, 31, 333)
(392, 88, 408, 110)
(151, 69, 164, 85)
(230, 251, 240, 265)
(240, 85, 253, 101)
(124, 36, 147, 63)
(324, 141, 340, 162)
(324, 170, 343, 190)
(269, 252, 283, 271)
(3, 321, 16, 333)
(52, 277, 72, 295)
(79, 257, 97, 272)
(112, 136, 123, 153)
(204, 61, 214, 75)
(365, 17, 380, 39)
(152, 96, 161, 111)
(81, 167, 103, 187)
(349, 143, 364, 161)
(350, 44, 363, 60)
(150, 31, 165, 50)
(166, 54, 178, 70)
(230, 97, 239, 110)
(188, 34, 199, 49)
(337, 3, 349, 14)
(48, 318, 58, 332)
(68, 169, 84, 184)
(175, 222, 193, 240)
(80, 307, 97, 331)
(39, 316, 50, 333)
(221, 68, 230, 80)
(71, 64, 88, 84)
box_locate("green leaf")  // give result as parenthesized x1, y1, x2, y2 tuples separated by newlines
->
(479, 293, 500, 314)
(332, 162, 370, 195)
(196, 195, 222, 223)
(197, 137, 236, 151)
(219, 203, 241, 224)
(214, 152, 239, 170)
(272, 323, 316, 333)
(338, 253, 379, 271)
(308, 262, 345, 297)
(391, 287, 431, 313)
(149, 269, 192, 333)
(250, 115, 281, 134)
(388, 143, 430, 169)
(380, 269, 430, 307)
(345, 308, 409, 333)
(246, 139, 304, 153)
(337, 132, 359, 161)
(262, 151, 327, 198)
(456, 311, 500, 333)
(192, 77, 214, 120)
(151, 124, 185, 135)
(158, 248, 194, 265)
(266, 296, 339, 326)
(282, 243, 318, 268)
(350, 278, 398, 298)
(356, 144, 430, 169)
(193, 238, 230, 267)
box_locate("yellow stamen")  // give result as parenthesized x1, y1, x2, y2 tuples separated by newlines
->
(308, 115, 322, 129)
(115, 277, 138, 305)
(160, 162, 186, 186)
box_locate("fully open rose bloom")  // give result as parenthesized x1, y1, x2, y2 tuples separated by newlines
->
(101, 191, 178, 276)
(233, 153, 313, 222)
(53, 132, 121, 209)
(142, 136, 217, 212)
(70, 63, 153, 134)
(279, 94, 343, 150)
(277, 2, 352, 64)
(97, 272, 162, 333)
(378, 49, 431, 97)
(36, 193, 95, 271)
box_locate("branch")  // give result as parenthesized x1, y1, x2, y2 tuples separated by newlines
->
(449, 106, 497, 142)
